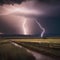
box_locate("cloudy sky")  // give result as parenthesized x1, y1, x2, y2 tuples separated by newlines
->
(0, 0, 60, 37)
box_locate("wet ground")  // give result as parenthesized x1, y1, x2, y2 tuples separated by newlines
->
(11, 42, 58, 60)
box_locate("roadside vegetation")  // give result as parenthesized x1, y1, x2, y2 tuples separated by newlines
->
(15, 42, 60, 57)
(0, 41, 35, 60)
(0, 38, 60, 60)
(13, 38, 60, 58)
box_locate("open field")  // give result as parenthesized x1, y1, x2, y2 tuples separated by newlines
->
(11, 38, 60, 57)
(0, 41, 35, 60)
(11, 38, 60, 43)
(16, 42, 60, 57)
(0, 38, 60, 60)
(0, 38, 60, 48)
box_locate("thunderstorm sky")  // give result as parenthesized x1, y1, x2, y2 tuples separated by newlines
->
(0, 0, 60, 37)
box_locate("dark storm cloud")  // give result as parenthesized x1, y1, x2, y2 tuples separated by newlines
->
(0, 0, 60, 5)
(38, 16, 60, 37)
(0, 0, 60, 37)
(0, 0, 25, 5)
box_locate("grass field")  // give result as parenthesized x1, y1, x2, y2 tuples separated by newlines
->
(11, 38, 60, 43)
(0, 40, 35, 60)
(0, 38, 60, 60)
(16, 42, 60, 57)
(11, 38, 60, 57)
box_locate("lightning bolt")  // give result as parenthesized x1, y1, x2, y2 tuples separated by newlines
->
(23, 17, 27, 35)
(35, 20, 45, 38)
(1, 5, 45, 37)
(22, 17, 45, 37)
